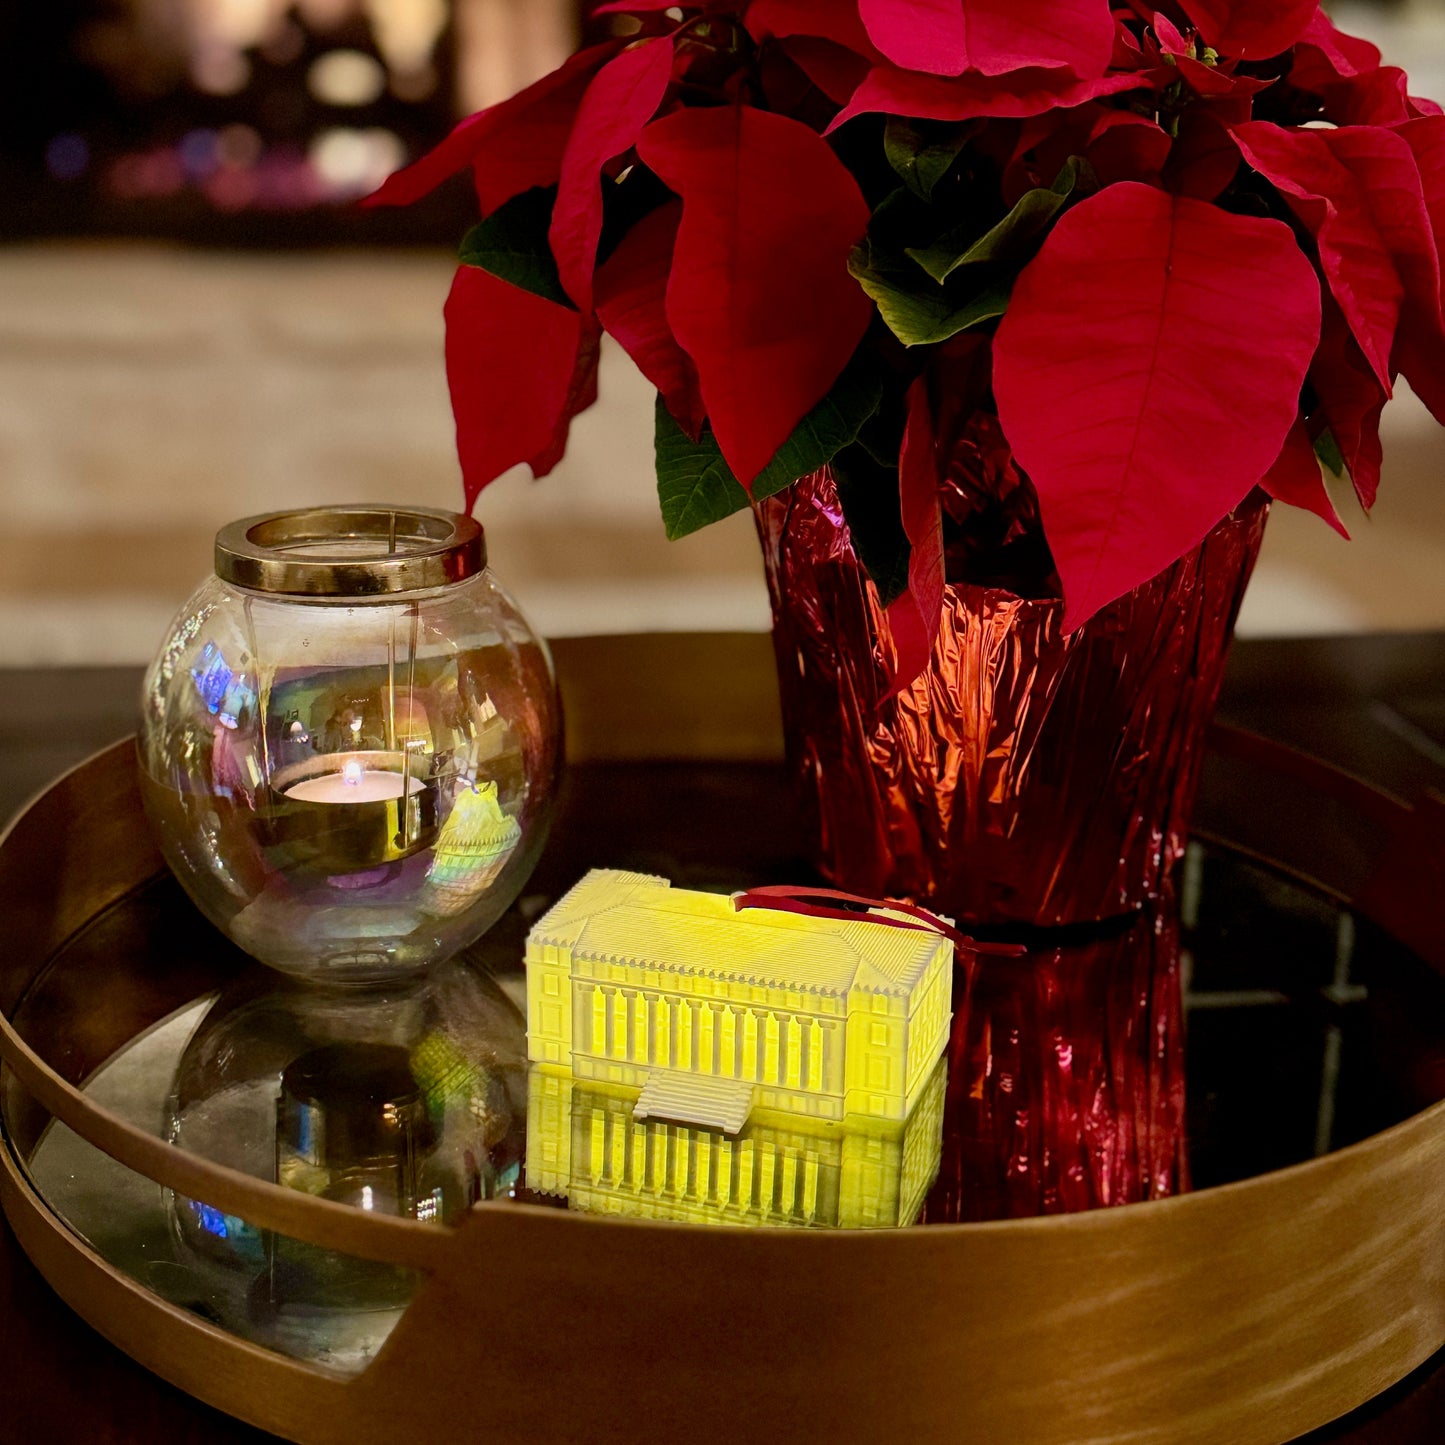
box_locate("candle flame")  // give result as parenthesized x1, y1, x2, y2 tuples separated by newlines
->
(342, 759, 365, 787)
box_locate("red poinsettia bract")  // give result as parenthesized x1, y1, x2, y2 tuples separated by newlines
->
(367, 41, 623, 213)
(549, 37, 676, 313)
(1176, 1, 1318, 63)
(857, 0, 1117, 80)
(445, 268, 601, 505)
(368, 0, 1445, 684)
(1264, 416, 1348, 538)
(594, 200, 708, 441)
(638, 105, 873, 487)
(994, 184, 1321, 631)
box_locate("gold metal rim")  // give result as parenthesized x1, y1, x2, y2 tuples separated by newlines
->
(214, 504, 485, 597)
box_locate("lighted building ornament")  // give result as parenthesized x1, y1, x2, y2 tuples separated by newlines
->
(524, 870, 956, 1228)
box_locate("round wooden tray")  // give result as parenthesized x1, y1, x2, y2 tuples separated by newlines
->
(2, 689, 1443, 1444)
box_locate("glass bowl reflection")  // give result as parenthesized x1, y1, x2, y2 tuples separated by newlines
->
(167, 960, 526, 1318)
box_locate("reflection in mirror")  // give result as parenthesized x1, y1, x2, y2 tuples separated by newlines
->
(24, 957, 526, 1370)
(10, 840, 1445, 1365)
(926, 888, 1186, 1223)
(525, 1057, 947, 1230)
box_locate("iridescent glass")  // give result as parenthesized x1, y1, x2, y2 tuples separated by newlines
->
(138, 505, 560, 984)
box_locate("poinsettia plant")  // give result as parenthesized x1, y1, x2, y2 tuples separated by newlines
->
(368, 0, 1444, 680)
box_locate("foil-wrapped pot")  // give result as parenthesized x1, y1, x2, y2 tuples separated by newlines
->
(755, 468, 1267, 928)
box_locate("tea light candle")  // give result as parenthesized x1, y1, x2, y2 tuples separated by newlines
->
(284, 757, 426, 805)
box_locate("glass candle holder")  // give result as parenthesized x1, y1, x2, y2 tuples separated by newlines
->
(139, 505, 560, 984)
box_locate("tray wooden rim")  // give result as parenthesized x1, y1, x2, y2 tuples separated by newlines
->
(3, 726, 1444, 1444)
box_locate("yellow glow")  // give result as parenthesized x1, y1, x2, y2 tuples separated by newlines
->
(525, 870, 954, 1134)
(525, 1060, 947, 1230)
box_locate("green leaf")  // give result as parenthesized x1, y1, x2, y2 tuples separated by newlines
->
(850, 238, 1010, 346)
(906, 157, 1092, 284)
(1313, 426, 1346, 478)
(831, 442, 911, 606)
(884, 117, 973, 201)
(655, 401, 751, 540)
(855, 398, 905, 470)
(755, 350, 887, 495)
(458, 186, 571, 308)
(867, 184, 947, 254)
(654, 353, 887, 539)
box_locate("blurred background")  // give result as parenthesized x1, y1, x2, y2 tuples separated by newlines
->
(0, 0, 1442, 666)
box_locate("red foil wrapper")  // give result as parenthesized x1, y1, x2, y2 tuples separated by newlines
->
(755, 469, 1268, 927)
(925, 891, 1187, 1222)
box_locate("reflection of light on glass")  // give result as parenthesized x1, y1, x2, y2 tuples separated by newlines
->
(191, 643, 254, 728)
(411, 1032, 494, 1132)
(192, 642, 234, 715)
(195, 1202, 230, 1238)
(360, 1184, 375, 1211)
(349, 715, 363, 736)
(45, 134, 89, 180)
(343, 758, 365, 787)
(309, 127, 406, 197)
(308, 49, 387, 106)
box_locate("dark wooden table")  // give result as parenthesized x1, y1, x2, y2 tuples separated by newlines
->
(2, 633, 1443, 1444)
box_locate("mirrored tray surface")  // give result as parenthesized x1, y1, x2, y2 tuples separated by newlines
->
(11, 832, 1444, 1370)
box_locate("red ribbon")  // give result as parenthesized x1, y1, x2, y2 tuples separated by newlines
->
(732, 885, 1026, 958)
